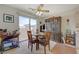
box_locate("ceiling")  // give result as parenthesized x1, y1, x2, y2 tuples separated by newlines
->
(4, 4, 79, 18)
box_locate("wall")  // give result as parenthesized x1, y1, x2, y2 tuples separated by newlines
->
(59, 8, 79, 35)
(61, 13, 76, 35)
(0, 5, 19, 33)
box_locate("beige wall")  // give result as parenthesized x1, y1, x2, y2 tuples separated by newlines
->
(60, 8, 79, 34)
(61, 14, 76, 35)
(0, 5, 19, 33)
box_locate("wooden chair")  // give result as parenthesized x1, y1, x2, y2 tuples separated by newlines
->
(27, 31, 36, 52)
(39, 32, 51, 54)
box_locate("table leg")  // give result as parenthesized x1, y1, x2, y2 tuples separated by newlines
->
(36, 40, 39, 50)
(36, 36, 39, 50)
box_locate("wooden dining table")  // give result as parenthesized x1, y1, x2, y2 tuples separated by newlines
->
(33, 34, 44, 50)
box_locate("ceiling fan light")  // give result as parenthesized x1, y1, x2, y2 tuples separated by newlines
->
(39, 12, 43, 15)
(36, 11, 43, 16)
(36, 11, 40, 15)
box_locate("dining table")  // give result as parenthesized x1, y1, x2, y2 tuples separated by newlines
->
(33, 34, 44, 50)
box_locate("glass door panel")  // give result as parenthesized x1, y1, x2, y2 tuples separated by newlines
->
(30, 19, 37, 35)
(19, 16, 29, 41)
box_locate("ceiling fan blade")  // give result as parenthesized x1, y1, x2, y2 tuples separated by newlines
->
(40, 10, 49, 12)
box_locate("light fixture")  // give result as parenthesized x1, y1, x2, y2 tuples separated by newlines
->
(29, 4, 49, 16)
(36, 11, 43, 16)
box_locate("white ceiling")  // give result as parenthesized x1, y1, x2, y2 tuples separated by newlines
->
(4, 4, 79, 18)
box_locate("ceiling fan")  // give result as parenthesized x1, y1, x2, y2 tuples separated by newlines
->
(29, 4, 49, 16)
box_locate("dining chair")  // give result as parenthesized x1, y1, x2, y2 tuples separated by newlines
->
(27, 31, 36, 52)
(39, 32, 51, 54)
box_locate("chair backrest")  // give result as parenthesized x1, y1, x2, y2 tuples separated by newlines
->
(44, 32, 51, 42)
(27, 31, 32, 41)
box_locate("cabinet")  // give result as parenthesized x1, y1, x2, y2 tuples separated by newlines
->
(65, 34, 73, 45)
(45, 16, 62, 43)
(65, 33, 76, 45)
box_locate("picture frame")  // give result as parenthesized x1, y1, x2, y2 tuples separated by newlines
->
(3, 14, 14, 23)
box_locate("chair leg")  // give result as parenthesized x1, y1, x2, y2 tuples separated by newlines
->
(44, 46, 46, 54)
(28, 42, 29, 48)
(48, 44, 50, 51)
(31, 44, 33, 52)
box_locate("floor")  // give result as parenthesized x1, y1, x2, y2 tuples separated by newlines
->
(3, 41, 76, 54)
(3, 41, 56, 54)
(51, 43, 76, 54)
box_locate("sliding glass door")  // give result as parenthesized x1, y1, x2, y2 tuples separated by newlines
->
(30, 19, 37, 35)
(19, 16, 37, 41)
